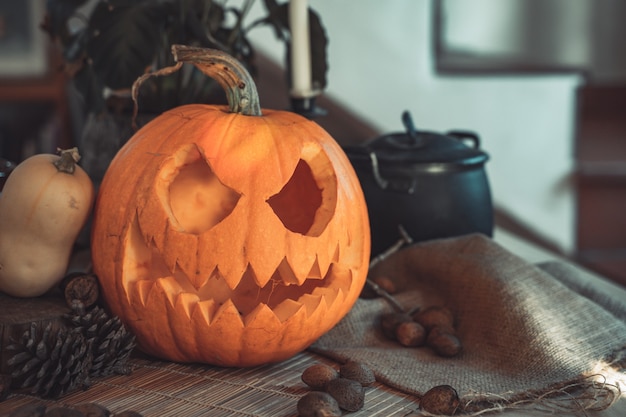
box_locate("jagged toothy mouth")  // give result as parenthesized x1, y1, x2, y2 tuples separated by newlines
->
(130, 259, 353, 323)
(123, 217, 354, 323)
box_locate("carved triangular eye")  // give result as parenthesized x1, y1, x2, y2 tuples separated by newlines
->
(267, 158, 336, 236)
(168, 155, 240, 234)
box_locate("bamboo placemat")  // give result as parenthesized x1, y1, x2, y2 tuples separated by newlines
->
(0, 351, 420, 416)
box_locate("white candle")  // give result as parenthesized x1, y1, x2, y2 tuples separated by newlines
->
(289, 0, 313, 98)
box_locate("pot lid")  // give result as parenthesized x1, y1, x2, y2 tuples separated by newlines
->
(352, 111, 489, 167)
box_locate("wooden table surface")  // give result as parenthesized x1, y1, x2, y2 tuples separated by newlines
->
(0, 229, 624, 417)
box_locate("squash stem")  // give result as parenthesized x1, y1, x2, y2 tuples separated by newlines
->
(53, 148, 81, 175)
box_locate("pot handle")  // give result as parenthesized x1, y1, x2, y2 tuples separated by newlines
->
(446, 130, 481, 149)
(368, 152, 389, 190)
(368, 152, 417, 194)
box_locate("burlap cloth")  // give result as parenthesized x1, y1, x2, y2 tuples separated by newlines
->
(310, 234, 626, 412)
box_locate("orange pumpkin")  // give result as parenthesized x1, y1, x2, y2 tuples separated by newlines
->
(91, 45, 370, 367)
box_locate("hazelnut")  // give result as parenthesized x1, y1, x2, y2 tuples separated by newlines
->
(301, 363, 339, 390)
(412, 306, 455, 331)
(339, 361, 375, 386)
(297, 391, 341, 417)
(40, 407, 84, 417)
(380, 312, 413, 340)
(74, 403, 111, 417)
(326, 378, 365, 412)
(395, 321, 426, 347)
(420, 385, 460, 415)
(427, 326, 463, 357)
(8, 404, 46, 417)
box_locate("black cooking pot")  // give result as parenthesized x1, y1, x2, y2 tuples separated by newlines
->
(344, 111, 494, 258)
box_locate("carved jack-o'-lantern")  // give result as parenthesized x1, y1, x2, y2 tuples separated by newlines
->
(91, 46, 370, 367)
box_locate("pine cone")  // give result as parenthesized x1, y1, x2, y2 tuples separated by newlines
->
(6, 322, 92, 399)
(66, 305, 136, 377)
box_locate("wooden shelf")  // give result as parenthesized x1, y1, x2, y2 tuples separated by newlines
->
(576, 161, 626, 179)
(575, 85, 626, 161)
(574, 84, 626, 286)
(576, 248, 626, 288)
(0, 48, 73, 161)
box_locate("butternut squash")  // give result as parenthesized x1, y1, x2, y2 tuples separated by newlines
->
(0, 148, 94, 297)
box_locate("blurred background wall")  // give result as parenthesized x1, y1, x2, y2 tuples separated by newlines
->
(1, 0, 625, 283)
(247, 0, 626, 259)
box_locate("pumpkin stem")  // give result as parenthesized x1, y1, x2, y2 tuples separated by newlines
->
(131, 45, 262, 129)
(53, 148, 81, 175)
(171, 44, 262, 117)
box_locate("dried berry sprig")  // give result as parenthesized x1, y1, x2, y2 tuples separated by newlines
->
(365, 279, 406, 313)
(368, 225, 413, 269)
(363, 227, 464, 358)
(364, 225, 413, 313)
